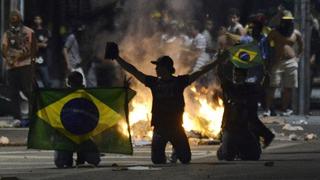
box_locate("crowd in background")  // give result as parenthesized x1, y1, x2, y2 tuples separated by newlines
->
(1, 3, 320, 123)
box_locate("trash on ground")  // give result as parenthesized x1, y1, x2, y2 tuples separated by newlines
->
(264, 161, 274, 167)
(127, 166, 161, 170)
(198, 139, 220, 145)
(288, 133, 298, 141)
(133, 140, 151, 147)
(112, 166, 161, 171)
(0, 121, 13, 128)
(0, 136, 10, 145)
(304, 133, 318, 141)
(261, 116, 285, 125)
(292, 119, 308, 125)
(111, 163, 119, 167)
(282, 124, 304, 131)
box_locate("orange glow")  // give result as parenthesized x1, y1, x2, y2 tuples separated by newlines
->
(117, 32, 224, 140)
(129, 85, 224, 140)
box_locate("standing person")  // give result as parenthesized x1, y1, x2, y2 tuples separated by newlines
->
(310, 14, 320, 91)
(33, 15, 51, 87)
(227, 8, 246, 36)
(203, 20, 216, 57)
(63, 25, 86, 87)
(264, 11, 304, 116)
(190, 24, 210, 73)
(1, 10, 36, 124)
(108, 42, 221, 164)
(54, 71, 100, 168)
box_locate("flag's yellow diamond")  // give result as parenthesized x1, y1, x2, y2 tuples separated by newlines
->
(232, 48, 257, 64)
(36, 89, 123, 144)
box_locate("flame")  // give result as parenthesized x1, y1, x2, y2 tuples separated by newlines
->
(118, 119, 130, 138)
(128, 84, 224, 140)
(182, 86, 224, 138)
(115, 21, 224, 140)
(129, 100, 151, 125)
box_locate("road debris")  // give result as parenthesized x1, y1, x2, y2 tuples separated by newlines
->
(282, 124, 304, 131)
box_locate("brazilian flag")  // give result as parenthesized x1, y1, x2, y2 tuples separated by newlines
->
(229, 42, 263, 69)
(27, 88, 136, 155)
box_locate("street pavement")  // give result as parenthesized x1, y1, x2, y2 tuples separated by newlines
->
(0, 115, 319, 180)
(0, 141, 319, 180)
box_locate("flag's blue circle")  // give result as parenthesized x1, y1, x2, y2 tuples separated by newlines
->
(238, 51, 250, 61)
(61, 98, 99, 135)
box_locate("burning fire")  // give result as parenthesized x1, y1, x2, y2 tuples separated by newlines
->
(114, 13, 224, 141)
(128, 84, 224, 140)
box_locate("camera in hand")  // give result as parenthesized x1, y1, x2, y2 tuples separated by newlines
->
(105, 42, 119, 59)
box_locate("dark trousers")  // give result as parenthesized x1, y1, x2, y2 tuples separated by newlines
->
(217, 130, 261, 161)
(36, 64, 51, 87)
(151, 127, 191, 164)
(7, 65, 33, 119)
(248, 103, 274, 140)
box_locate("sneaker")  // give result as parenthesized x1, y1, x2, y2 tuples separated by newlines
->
(281, 109, 293, 116)
(11, 119, 21, 128)
(169, 154, 178, 163)
(76, 158, 85, 166)
(262, 109, 271, 117)
(20, 119, 29, 127)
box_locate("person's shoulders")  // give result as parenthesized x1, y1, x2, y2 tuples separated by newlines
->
(65, 34, 76, 42)
(202, 30, 211, 37)
(268, 29, 277, 35)
(195, 33, 205, 40)
(235, 23, 244, 29)
(267, 29, 278, 39)
(2, 31, 8, 38)
(177, 74, 189, 78)
(146, 75, 157, 80)
(294, 29, 302, 37)
(68, 33, 76, 39)
(176, 75, 190, 84)
(145, 75, 157, 86)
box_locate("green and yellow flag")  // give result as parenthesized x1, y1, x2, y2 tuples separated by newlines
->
(229, 42, 263, 69)
(27, 88, 136, 154)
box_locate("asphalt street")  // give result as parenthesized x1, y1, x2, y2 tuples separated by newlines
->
(0, 140, 319, 180)
(0, 115, 319, 180)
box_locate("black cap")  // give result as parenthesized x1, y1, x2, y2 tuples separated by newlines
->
(151, 55, 173, 66)
(151, 56, 175, 74)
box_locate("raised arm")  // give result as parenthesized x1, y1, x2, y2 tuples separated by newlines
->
(189, 51, 228, 83)
(115, 56, 147, 84)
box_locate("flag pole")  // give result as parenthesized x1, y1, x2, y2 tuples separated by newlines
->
(123, 75, 133, 155)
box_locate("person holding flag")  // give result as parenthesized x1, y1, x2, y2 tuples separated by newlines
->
(106, 42, 224, 164)
(28, 60, 136, 168)
(54, 71, 101, 168)
(216, 13, 274, 161)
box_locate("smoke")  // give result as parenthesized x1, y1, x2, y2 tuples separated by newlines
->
(86, 0, 223, 139)
(115, 0, 204, 74)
